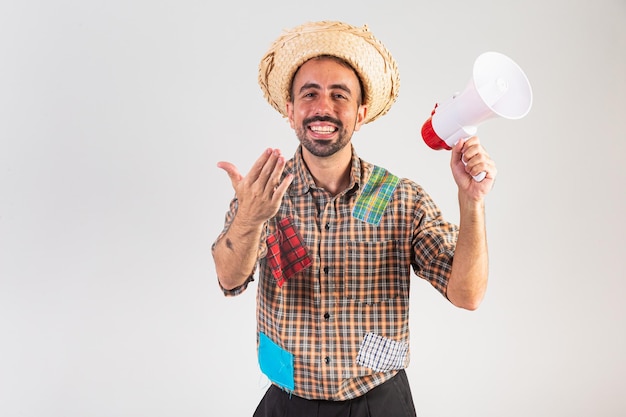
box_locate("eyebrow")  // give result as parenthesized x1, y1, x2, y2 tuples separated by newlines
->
(298, 82, 353, 96)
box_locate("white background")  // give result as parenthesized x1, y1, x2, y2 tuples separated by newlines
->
(1, 0, 625, 416)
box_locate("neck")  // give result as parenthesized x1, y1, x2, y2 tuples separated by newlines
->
(302, 146, 352, 196)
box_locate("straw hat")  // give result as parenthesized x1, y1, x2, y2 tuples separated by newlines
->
(258, 21, 400, 124)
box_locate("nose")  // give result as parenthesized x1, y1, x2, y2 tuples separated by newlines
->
(314, 94, 332, 116)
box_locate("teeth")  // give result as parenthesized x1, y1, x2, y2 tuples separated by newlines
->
(311, 125, 335, 133)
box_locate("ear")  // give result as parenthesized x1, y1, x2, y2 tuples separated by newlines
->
(286, 101, 296, 129)
(353, 104, 368, 131)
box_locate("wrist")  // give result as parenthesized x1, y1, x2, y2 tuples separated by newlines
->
(458, 191, 485, 212)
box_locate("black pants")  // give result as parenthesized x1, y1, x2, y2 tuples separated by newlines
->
(253, 370, 417, 417)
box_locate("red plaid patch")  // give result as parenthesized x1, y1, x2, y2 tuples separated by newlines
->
(266, 217, 312, 287)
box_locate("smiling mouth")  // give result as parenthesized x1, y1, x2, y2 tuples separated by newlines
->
(309, 125, 337, 134)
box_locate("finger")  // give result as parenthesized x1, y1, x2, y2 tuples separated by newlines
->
(247, 148, 276, 182)
(459, 136, 480, 159)
(466, 152, 495, 182)
(267, 153, 290, 193)
(259, 150, 285, 193)
(460, 138, 488, 168)
(463, 147, 482, 164)
(271, 173, 294, 203)
(217, 161, 243, 188)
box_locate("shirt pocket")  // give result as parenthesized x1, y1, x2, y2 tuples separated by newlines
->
(342, 239, 403, 304)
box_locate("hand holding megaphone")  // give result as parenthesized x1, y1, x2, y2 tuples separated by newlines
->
(421, 51, 533, 182)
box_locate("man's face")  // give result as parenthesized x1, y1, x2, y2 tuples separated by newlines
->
(286, 57, 367, 158)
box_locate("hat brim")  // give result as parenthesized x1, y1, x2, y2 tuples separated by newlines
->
(258, 21, 400, 124)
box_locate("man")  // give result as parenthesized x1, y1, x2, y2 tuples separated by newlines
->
(212, 21, 496, 416)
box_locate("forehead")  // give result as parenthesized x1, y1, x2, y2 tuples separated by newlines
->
(292, 56, 361, 87)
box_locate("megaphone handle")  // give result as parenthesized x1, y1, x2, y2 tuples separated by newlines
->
(471, 169, 487, 182)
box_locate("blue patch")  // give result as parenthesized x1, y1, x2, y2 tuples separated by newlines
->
(258, 332, 295, 391)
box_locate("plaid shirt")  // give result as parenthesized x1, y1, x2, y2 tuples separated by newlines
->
(213, 145, 459, 401)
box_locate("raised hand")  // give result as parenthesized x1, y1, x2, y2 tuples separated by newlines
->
(217, 148, 294, 226)
(450, 137, 497, 201)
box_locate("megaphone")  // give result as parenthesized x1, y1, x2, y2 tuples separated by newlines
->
(421, 51, 533, 181)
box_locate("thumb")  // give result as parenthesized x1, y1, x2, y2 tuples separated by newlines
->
(451, 139, 464, 160)
(217, 161, 243, 189)
(450, 139, 465, 170)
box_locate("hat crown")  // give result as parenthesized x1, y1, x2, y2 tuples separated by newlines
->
(258, 21, 400, 124)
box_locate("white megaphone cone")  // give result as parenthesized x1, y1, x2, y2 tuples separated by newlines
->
(421, 51, 533, 181)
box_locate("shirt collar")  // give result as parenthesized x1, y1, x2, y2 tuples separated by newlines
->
(287, 145, 366, 197)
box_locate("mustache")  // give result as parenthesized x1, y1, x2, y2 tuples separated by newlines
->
(303, 115, 343, 128)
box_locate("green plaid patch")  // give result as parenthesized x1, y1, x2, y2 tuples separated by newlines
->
(352, 166, 400, 225)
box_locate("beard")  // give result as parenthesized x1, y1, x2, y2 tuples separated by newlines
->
(295, 115, 353, 158)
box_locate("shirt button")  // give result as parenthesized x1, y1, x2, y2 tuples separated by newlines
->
(325, 223, 330, 230)
(323, 266, 329, 274)
(324, 356, 330, 364)
(323, 312, 330, 320)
